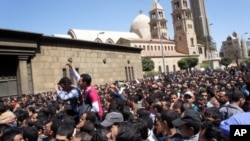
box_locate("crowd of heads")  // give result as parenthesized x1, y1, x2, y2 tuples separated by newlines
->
(0, 66, 250, 141)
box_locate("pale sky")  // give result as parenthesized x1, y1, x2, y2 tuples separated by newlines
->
(1, 0, 250, 51)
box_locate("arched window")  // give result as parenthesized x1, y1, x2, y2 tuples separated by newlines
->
(159, 66, 162, 73)
(106, 38, 114, 44)
(95, 38, 102, 43)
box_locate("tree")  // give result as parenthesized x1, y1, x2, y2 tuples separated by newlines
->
(197, 35, 216, 58)
(197, 35, 215, 50)
(177, 57, 199, 72)
(221, 57, 232, 68)
(177, 59, 189, 70)
(186, 57, 199, 68)
(141, 57, 154, 71)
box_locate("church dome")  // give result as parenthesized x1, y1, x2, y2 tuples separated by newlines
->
(130, 12, 151, 39)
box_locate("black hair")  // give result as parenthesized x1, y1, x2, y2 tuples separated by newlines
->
(137, 108, 150, 118)
(0, 128, 23, 141)
(85, 112, 97, 124)
(51, 117, 62, 138)
(14, 108, 29, 125)
(58, 77, 72, 85)
(80, 73, 92, 85)
(185, 122, 201, 135)
(201, 122, 226, 141)
(116, 122, 141, 141)
(23, 126, 39, 141)
(152, 104, 163, 113)
(161, 110, 180, 129)
(91, 128, 108, 141)
(128, 95, 139, 103)
(203, 107, 221, 126)
(230, 89, 245, 102)
(56, 123, 74, 140)
(80, 120, 95, 134)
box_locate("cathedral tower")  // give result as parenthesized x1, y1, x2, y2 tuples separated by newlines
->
(171, 0, 198, 55)
(149, 0, 169, 39)
(190, 0, 210, 38)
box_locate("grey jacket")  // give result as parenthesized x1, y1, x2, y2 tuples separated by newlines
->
(219, 104, 244, 120)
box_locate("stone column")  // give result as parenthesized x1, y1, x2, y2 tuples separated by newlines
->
(18, 56, 29, 94)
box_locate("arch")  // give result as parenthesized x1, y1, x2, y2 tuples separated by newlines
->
(173, 65, 176, 72)
(166, 65, 169, 73)
(106, 38, 114, 44)
(67, 29, 77, 39)
(158, 66, 162, 73)
(95, 38, 102, 43)
(227, 36, 232, 41)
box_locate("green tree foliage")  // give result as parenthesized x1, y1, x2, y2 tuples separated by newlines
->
(177, 57, 199, 70)
(186, 57, 199, 68)
(141, 57, 154, 71)
(197, 36, 207, 46)
(221, 57, 232, 68)
(197, 35, 215, 50)
(177, 59, 189, 70)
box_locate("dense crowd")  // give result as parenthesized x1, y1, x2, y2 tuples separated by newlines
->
(0, 63, 250, 141)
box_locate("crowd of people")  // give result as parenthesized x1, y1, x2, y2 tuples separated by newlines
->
(0, 62, 250, 141)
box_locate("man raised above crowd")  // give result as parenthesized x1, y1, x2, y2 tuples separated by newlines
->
(55, 77, 81, 121)
(66, 60, 103, 119)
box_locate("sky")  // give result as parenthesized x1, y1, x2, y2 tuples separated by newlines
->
(1, 0, 250, 51)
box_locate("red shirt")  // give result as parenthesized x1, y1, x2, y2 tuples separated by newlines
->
(84, 85, 103, 117)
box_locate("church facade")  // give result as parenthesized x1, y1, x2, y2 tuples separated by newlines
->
(54, 0, 206, 73)
(0, 0, 211, 97)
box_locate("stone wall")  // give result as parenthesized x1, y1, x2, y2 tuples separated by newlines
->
(31, 45, 143, 93)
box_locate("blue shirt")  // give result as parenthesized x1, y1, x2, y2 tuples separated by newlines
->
(219, 112, 250, 136)
(56, 87, 79, 100)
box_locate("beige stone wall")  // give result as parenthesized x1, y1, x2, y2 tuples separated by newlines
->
(31, 45, 143, 93)
(152, 57, 181, 72)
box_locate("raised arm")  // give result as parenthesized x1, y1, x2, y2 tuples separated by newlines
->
(67, 62, 80, 81)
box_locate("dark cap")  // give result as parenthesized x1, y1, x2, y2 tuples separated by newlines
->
(172, 109, 202, 127)
(100, 112, 124, 127)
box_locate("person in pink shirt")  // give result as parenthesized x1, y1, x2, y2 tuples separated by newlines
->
(67, 62, 103, 119)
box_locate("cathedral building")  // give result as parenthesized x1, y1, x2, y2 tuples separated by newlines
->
(0, 0, 216, 97)
(55, 0, 206, 73)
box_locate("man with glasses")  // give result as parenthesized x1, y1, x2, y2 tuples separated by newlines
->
(183, 91, 198, 112)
